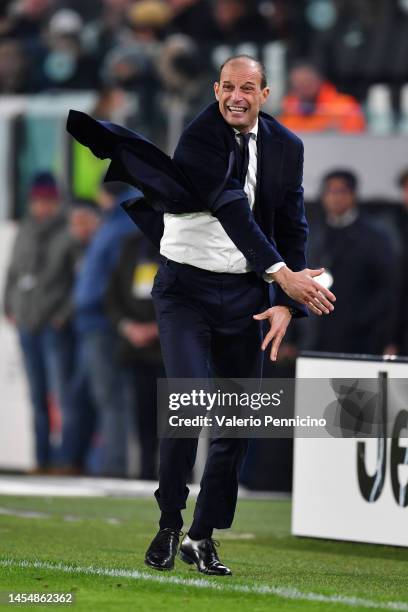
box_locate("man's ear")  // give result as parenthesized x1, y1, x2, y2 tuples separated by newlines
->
(214, 81, 220, 101)
(261, 87, 270, 106)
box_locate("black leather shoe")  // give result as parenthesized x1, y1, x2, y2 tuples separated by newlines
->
(179, 535, 232, 576)
(145, 528, 182, 571)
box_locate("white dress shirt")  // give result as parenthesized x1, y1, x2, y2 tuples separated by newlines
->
(160, 118, 285, 279)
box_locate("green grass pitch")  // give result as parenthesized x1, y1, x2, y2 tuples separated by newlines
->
(0, 495, 408, 611)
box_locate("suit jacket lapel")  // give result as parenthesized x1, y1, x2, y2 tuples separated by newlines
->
(208, 124, 240, 206)
(256, 115, 285, 230)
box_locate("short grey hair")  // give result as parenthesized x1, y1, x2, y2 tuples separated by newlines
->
(219, 54, 267, 89)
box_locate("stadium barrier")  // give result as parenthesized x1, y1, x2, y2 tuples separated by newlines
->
(293, 353, 408, 547)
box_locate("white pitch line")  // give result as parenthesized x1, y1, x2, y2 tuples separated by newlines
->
(1, 558, 407, 611)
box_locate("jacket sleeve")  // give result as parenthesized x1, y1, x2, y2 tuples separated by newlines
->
(174, 123, 285, 275)
(39, 232, 76, 327)
(67, 110, 194, 212)
(272, 141, 309, 317)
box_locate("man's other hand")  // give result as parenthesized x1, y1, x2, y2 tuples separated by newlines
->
(253, 305, 292, 362)
(271, 267, 336, 316)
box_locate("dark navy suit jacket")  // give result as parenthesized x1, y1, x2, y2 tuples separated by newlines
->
(67, 102, 308, 316)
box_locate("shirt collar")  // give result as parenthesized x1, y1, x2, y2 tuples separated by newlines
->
(233, 118, 258, 141)
(326, 208, 359, 228)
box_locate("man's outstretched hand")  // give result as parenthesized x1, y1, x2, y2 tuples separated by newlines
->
(271, 266, 336, 316)
(253, 306, 292, 362)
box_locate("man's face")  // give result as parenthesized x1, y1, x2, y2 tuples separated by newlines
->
(214, 0, 246, 28)
(214, 59, 269, 133)
(29, 197, 58, 222)
(322, 178, 356, 217)
(69, 209, 100, 244)
(289, 66, 321, 102)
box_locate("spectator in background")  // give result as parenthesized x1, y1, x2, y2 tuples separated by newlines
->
(301, 169, 397, 355)
(386, 168, 408, 356)
(56, 201, 102, 474)
(208, 0, 271, 44)
(72, 181, 137, 477)
(167, 0, 213, 41)
(4, 0, 54, 43)
(102, 0, 171, 86)
(105, 233, 163, 480)
(37, 8, 100, 90)
(81, 0, 132, 59)
(0, 2, 12, 38)
(101, 1, 171, 140)
(0, 38, 30, 92)
(3, 172, 74, 474)
(279, 61, 366, 133)
(125, 0, 171, 44)
(156, 34, 210, 104)
(257, 0, 305, 47)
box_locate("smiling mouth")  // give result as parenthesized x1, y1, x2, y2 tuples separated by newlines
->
(227, 106, 248, 114)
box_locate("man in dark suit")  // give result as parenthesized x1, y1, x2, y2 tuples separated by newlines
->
(67, 54, 335, 575)
(303, 169, 396, 355)
(146, 56, 336, 576)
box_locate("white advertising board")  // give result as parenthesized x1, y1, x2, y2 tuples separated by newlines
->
(0, 222, 34, 470)
(292, 355, 408, 547)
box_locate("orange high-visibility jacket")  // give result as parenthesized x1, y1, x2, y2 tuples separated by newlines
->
(279, 82, 366, 133)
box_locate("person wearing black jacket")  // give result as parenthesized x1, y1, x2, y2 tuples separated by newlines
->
(385, 168, 408, 356)
(105, 232, 163, 480)
(304, 169, 397, 355)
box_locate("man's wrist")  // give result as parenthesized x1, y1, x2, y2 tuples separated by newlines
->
(270, 265, 292, 286)
(275, 304, 296, 316)
(264, 262, 287, 284)
(265, 261, 286, 275)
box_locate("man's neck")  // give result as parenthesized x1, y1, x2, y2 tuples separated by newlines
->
(236, 128, 254, 134)
(233, 117, 259, 136)
(326, 207, 358, 228)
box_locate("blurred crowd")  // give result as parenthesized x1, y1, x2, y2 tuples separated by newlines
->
(1, 0, 408, 131)
(4, 173, 162, 478)
(3, 164, 408, 478)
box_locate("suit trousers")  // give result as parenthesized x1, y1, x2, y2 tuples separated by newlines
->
(151, 258, 268, 529)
